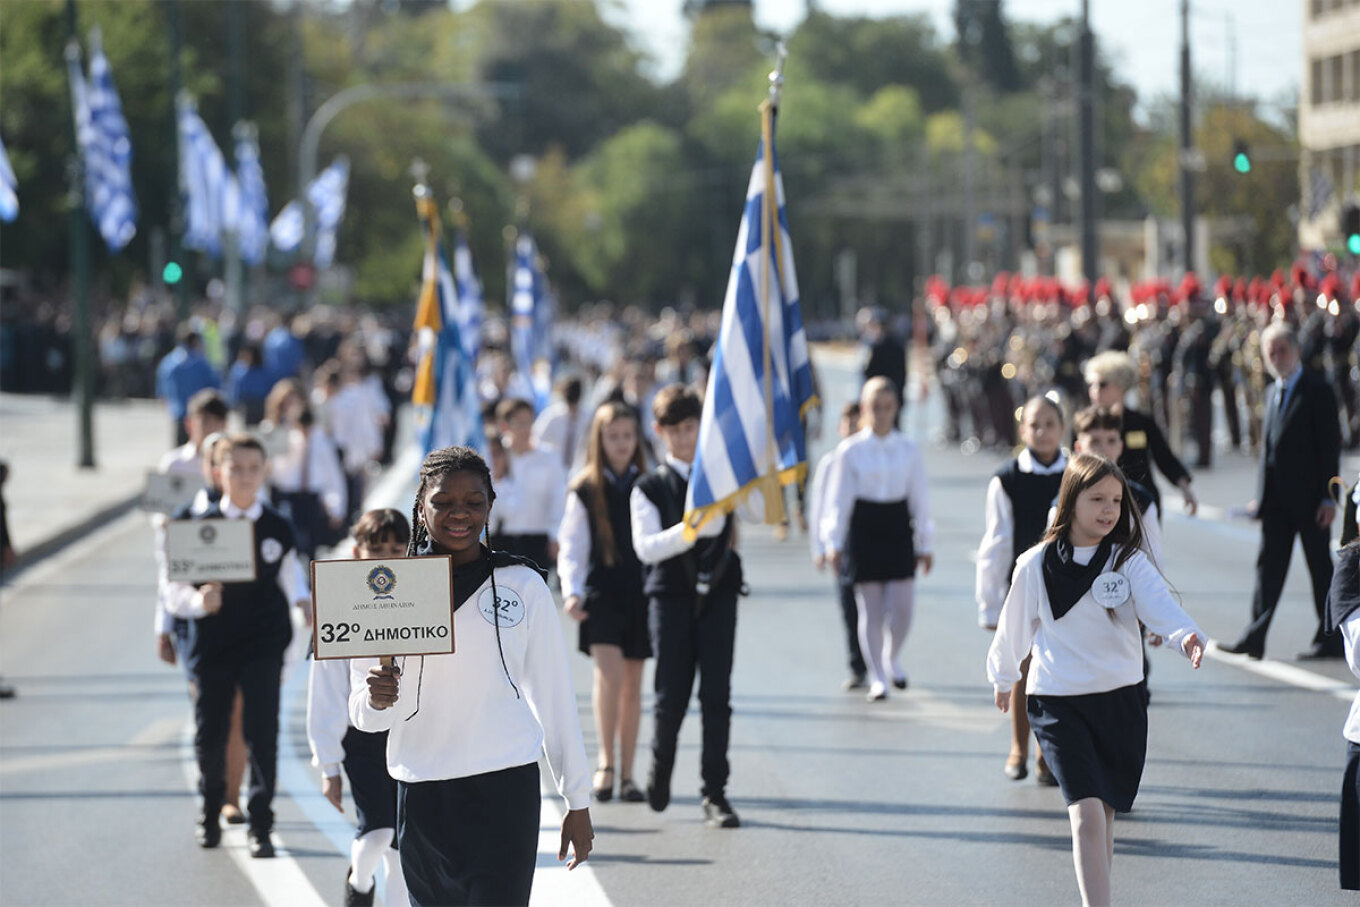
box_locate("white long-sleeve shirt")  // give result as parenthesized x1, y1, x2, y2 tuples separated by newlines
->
(628, 456, 732, 566)
(1344, 610, 1360, 744)
(975, 450, 1068, 628)
(557, 489, 591, 600)
(820, 428, 934, 558)
(987, 543, 1203, 697)
(499, 446, 567, 539)
(307, 657, 353, 778)
(348, 564, 591, 811)
(269, 426, 348, 522)
(323, 384, 384, 473)
(806, 449, 837, 562)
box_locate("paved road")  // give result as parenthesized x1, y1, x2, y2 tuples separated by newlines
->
(1, 352, 1356, 905)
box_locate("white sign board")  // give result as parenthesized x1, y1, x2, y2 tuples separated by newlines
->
(142, 471, 206, 515)
(311, 556, 456, 660)
(165, 518, 258, 584)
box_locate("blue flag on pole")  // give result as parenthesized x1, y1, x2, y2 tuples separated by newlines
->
(84, 30, 137, 251)
(310, 157, 349, 269)
(177, 96, 228, 257)
(510, 234, 540, 391)
(0, 134, 17, 223)
(453, 230, 484, 361)
(233, 127, 269, 266)
(683, 101, 816, 537)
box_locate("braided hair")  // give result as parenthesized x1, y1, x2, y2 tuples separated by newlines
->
(405, 445, 520, 700)
(407, 445, 496, 556)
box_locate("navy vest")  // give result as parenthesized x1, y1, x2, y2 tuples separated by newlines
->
(185, 501, 297, 668)
(576, 472, 645, 608)
(996, 459, 1065, 577)
(635, 465, 741, 599)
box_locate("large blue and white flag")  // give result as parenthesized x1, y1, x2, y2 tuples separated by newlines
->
(310, 157, 349, 269)
(269, 199, 304, 253)
(177, 96, 228, 257)
(0, 134, 17, 223)
(412, 193, 485, 456)
(510, 234, 540, 390)
(452, 230, 484, 361)
(233, 128, 269, 266)
(683, 103, 817, 536)
(83, 31, 137, 251)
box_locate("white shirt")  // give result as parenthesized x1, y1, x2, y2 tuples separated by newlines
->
(1343, 610, 1360, 744)
(269, 427, 348, 522)
(152, 444, 208, 634)
(629, 456, 728, 565)
(323, 384, 384, 473)
(820, 428, 934, 557)
(157, 442, 205, 478)
(975, 450, 1068, 628)
(987, 543, 1203, 697)
(806, 449, 838, 562)
(349, 564, 591, 811)
(557, 490, 592, 600)
(307, 657, 353, 778)
(533, 401, 591, 473)
(499, 446, 566, 539)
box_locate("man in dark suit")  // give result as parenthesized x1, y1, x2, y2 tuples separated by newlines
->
(1220, 323, 1341, 660)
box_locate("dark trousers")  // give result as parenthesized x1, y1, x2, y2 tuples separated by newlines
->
(398, 763, 540, 907)
(193, 651, 283, 833)
(174, 418, 189, 447)
(838, 577, 866, 676)
(1342, 741, 1360, 890)
(1241, 502, 1334, 653)
(649, 589, 738, 799)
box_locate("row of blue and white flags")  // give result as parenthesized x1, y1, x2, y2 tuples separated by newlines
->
(0, 28, 348, 268)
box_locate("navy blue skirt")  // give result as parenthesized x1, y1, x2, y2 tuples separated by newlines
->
(1028, 683, 1148, 813)
(341, 726, 395, 836)
(1342, 740, 1360, 891)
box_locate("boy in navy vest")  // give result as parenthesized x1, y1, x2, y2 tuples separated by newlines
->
(162, 433, 311, 857)
(630, 384, 743, 828)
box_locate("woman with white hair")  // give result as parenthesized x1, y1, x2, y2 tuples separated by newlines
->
(1084, 351, 1199, 518)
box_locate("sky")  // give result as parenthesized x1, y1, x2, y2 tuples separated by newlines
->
(608, 0, 1302, 115)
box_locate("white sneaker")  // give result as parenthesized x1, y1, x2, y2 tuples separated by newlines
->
(866, 683, 887, 702)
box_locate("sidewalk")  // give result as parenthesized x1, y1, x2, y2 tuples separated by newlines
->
(0, 393, 174, 572)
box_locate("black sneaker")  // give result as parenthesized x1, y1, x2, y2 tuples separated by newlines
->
(195, 818, 221, 849)
(646, 758, 673, 813)
(344, 869, 375, 907)
(247, 829, 275, 859)
(701, 793, 741, 829)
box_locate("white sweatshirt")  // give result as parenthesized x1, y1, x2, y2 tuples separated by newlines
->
(348, 564, 591, 811)
(987, 542, 1203, 697)
(1344, 610, 1360, 745)
(307, 657, 353, 779)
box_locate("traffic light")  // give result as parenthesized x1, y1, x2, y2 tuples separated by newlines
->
(1344, 203, 1360, 256)
(162, 261, 183, 285)
(1232, 139, 1251, 174)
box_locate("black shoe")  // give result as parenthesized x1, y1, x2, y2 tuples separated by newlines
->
(0, 683, 15, 699)
(195, 818, 221, 849)
(618, 779, 646, 803)
(1216, 639, 1262, 660)
(248, 829, 275, 859)
(1035, 762, 1059, 787)
(1003, 758, 1027, 781)
(344, 870, 375, 907)
(891, 675, 908, 690)
(1297, 643, 1344, 661)
(220, 804, 247, 825)
(842, 673, 867, 691)
(702, 793, 741, 829)
(646, 759, 673, 813)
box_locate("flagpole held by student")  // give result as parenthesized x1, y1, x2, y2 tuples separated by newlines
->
(987, 452, 1204, 907)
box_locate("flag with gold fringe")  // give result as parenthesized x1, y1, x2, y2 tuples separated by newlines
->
(684, 51, 817, 539)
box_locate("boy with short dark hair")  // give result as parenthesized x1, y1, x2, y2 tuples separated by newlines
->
(629, 383, 744, 828)
(162, 433, 311, 857)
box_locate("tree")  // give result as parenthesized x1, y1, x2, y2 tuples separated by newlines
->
(954, 0, 1022, 94)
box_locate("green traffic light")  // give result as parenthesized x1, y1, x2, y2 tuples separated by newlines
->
(163, 261, 183, 285)
(1349, 234, 1360, 256)
(1233, 152, 1251, 174)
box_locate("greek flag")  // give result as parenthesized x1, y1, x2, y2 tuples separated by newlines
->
(233, 128, 269, 266)
(453, 230, 484, 361)
(65, 34, 137, 251)
(0, 134, 17, 223)
(683, 103, 816, 537)
(510, 234, 541, 390)
(269, 200, 304, 253)
(177, 96, 228, 257)
(411, 192, 485, 456)
(310, 157, 349, 269)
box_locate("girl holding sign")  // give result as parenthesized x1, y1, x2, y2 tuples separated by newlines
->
(352, 446, 593, 907)
(987, 452, 1205, 907)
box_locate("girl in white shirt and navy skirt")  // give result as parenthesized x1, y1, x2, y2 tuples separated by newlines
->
(1325, 531, 1360, 890)
(822, 376, 934, 702)
(987, 452, 1205, 907)
(352, 446, 594, 907)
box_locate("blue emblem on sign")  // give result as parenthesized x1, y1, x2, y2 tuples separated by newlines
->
(367, 565, 396, 600)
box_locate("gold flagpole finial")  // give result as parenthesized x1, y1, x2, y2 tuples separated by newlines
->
(767, 41, 788, 107)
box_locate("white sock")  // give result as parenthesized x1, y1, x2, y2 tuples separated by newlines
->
(382, 845, 410, 907)
(349, 828, 392, 895)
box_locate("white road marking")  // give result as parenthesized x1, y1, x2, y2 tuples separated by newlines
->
(1206, 643, 1358, 703)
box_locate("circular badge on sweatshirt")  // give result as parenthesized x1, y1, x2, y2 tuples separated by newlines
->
(1092, 572, 1130, 609)
(260, 538, 284, 564)
(478, 586, 525, 628)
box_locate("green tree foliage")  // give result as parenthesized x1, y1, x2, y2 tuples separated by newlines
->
(954, 0, 1022, 94)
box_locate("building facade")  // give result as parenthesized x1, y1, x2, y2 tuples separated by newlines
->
(1299, 0, 1360, 251)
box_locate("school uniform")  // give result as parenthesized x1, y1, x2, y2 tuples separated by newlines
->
(163, 498, 305, 836)
(808, 446, 865, 680)
(976, 449, 1068, 628)
(987, 539, 1203, 811)
(269, 426, 347, 559)
(557, 467, 650, 658)
(630, 457, 743, 801)
(1324, 544, 1360, 889)
(307, 657, 396, 836)
(349, 548, 589, 907)
(493, 445, 566, 571)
